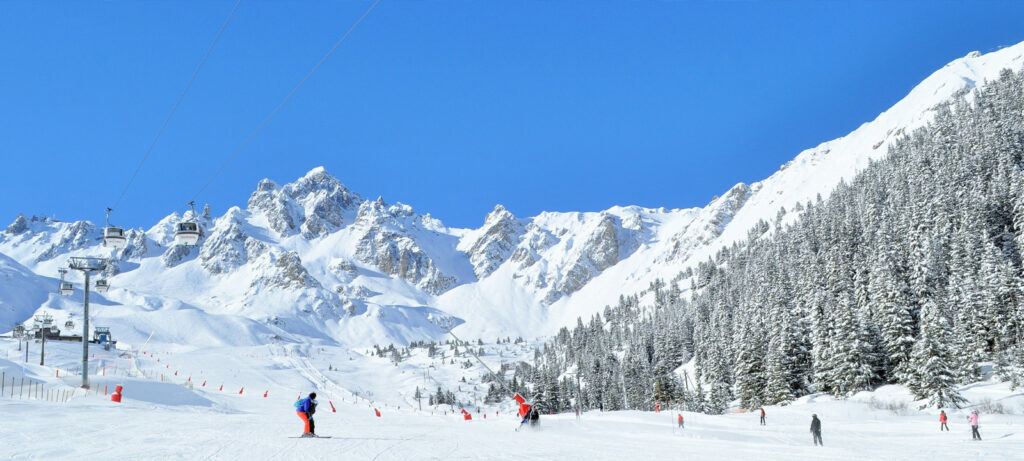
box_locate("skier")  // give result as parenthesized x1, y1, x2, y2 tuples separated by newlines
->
(939, 410, 948, 431)
(810, 414, 822, 446)
(528, 406, 540, 427)
(677, 413, 684, 429)
(968, 410, 980, 440)
(308, 394, 319, 436)
(760, 407, 766, 426)
(295, 392, 318, 437)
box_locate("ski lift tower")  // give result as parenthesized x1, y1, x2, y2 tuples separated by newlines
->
(13, 324, 25, 351)
(33, 313, 54, 366)
(68, 256, 107, 389)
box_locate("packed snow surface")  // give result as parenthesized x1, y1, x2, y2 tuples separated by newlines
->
(1, 338, 1022, 460)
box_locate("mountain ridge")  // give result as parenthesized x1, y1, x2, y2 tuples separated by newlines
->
(4, 43, 1024, 345)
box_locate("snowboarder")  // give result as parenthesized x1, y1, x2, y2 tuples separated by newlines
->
(760, 407, 766, 426)
(295, 392, 318, 437)
(939, 410, 948, 431)
(677, 413, 684, 429)
(968, 410, 980, 440)
(810, 414, 822, 446)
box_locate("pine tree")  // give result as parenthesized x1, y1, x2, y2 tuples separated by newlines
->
(908, 298, 966, 408)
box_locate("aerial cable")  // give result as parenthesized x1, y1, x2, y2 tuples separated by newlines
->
(110, 0, 243, 213)
(189, 0, 384, 204)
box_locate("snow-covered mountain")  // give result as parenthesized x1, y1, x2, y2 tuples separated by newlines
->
(5, 42, 1024, 345)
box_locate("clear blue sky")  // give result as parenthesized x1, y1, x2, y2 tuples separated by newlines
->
(2, 1, 1024, 230)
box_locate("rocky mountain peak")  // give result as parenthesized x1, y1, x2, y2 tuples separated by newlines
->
(464, 204, 524, 279)
(5, 214, 27, 234)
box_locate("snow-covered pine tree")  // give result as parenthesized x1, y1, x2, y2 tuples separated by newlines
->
(908, 297, 966, 408)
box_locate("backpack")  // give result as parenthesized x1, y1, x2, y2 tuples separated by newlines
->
(294, 399, 304, 410)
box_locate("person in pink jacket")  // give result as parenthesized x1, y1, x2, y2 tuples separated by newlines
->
(968, 410, 980, 440)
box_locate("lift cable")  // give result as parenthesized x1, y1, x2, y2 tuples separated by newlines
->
(111, 0, 244, 213)
(189, 0, 383, 204)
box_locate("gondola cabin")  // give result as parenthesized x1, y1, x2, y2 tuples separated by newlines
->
(59, 281, 73, 296)
(103, 226, 128, 248)
(175, 222, 200, 246)
(95, 279, 110, 293)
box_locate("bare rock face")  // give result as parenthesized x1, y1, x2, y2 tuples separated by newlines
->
(161, 244, 192, 268)
(247, 250, 348, 318)
(104, 229, 149, 276)
(330, 258, 359, 279)
(585, 214, 620, 272)
(37, 221, 96, 262)
(510, 212, 641, 304)
(247, 179, 302, 237)
(355, 230, 455, 295)
(465, 205, 524, 279)
(247, 167, 362, 239)
(199, 208, 267, 275)
(509, 224, 557, 269)
(352, 199, 456, 295)
(5, 214, 27, 234)
(252, 251, 321, 291)
(665, 182, 751, 261)
(288, 167, 361, 238)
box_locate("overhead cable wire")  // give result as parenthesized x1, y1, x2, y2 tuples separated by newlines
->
(190, 0, 383, 204)
(111, 0, 243, 212)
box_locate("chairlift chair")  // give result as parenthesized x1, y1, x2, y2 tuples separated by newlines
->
(94, 279, 110, 293)
(103, 208, 128, 249)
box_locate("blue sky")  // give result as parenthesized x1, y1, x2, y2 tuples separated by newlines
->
(2, 1, 1024, 229)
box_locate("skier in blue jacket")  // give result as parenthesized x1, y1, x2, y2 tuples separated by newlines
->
(296, 392, 318, 437)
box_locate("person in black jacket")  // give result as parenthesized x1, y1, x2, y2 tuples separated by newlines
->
(810, 414, 822, 446)
(308, 395, 319, 436)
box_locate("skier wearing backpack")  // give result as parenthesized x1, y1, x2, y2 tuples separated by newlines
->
(295, 392, 318, 437)
(939, 410, 948, 431)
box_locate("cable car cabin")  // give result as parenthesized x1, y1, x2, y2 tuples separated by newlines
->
(59, 281, 73, 296)
(103, 226, 128, 249)
(65, 320, 75, 329)
(94, 279, 110, 293)
(175, 222, 201, 246)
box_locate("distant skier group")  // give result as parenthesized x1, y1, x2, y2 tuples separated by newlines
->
(286, 390, 984, 444)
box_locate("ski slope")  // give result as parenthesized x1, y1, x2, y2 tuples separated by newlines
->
(1, 337, 1021, 460)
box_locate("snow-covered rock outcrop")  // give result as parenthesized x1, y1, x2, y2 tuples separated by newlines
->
(461, 205, 525, 279)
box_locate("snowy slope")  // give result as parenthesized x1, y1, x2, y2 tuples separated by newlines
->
(1, 337, 1022, 460)
(0, 253, 53, 332)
